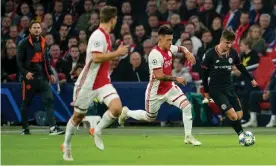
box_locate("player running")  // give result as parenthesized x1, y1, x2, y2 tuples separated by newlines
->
(201, 29, 258, 138)
(118, 25, 201, 146)
(61, 6, 129, 161)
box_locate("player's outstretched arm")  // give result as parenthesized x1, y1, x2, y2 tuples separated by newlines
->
(153, 69, 186, 85)
(92, 43, 129, 63)
(235, 64, 258, 87)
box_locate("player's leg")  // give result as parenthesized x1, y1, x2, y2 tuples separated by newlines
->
(266, 91, 276, 127)
(242, 91, 264, 127)
(93, 84, 122, 150)
(39, 79, 64, 135)
(167, 86, 201, 146)
(62, 86, 94, 161)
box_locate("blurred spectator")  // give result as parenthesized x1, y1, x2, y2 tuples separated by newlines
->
(1, 16, 12, 42)
(52, 0, 65, 30)
(43, 13, 58, 38)
(184, 23, 202, 55)
(57, 24, 69, 54)
(49, 44, 62, 69)
(210, 17, 223, 45)
(40, 22, 48, 36)
(246, 24, 266, 55)
(150, 30, 159, 45)
(123, 33, 136, 53)
(8, 25, 22, 45)
(271, 2, 276, 28)
(63, 14, 76, 36)
(134, 24, 148, 48)
(61, 45, 85, 82)
(179, 0, 198, 21)
(3, 0, 21, 25)
(122, 14, 134, 27)
(121, 1, 132, 15)
(147, 15, 160, 34)
(96, 0, 107, 11)
(189, 15, 208, 39)
(169, 13, 182, 43)
(122, 52, 149, 82)
(34, 4, 45, 22)
(259, 14, 275, 48)
(87, 11, 100, 35)
(18, 16, 30, 39)
(223, 0, 241, 31)
(19, 3, 33, 18)
(63, 36, 78, 59)
(109, 57, 121, 81)
(234, 11, 250, 45)
(249, 0, 264, 25)
(172, 56, 192, 82)
(175, 32, 191, 46)
(146, 0, 160, 20)
(1, 42, 18, 82)
(141, 39, 155, 63)
(199, 0, 220, 30)
(78, 30, 88, 43)
(45, 33, 55, 47)
(78, 42, 87, 61)
(197, 30, 214, 62)
(239, 38, 260, 67)
(160, 0, 180, 21)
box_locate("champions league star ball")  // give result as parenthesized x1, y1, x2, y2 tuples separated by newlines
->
(239, 131, 255, 146)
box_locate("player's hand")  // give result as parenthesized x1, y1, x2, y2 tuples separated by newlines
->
(204, 93, 211, 100)
(175, 77, 187, 86)
(116, 43, 129, 56)
(184, 51, 196, 65)
(263, 91, 270, 100)
(49, 75, 56, 83)
(251, 79, 258, 87)
(26, 72, 34, 80)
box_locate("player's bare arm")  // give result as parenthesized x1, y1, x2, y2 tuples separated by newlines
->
(179, 46, 196, 65)
(92, 43, 129, 63)
(153, 68, 187, 85)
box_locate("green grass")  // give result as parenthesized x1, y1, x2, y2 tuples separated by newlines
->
(1, 127, 276, 165)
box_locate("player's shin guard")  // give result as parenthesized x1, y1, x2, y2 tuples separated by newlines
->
(64, 118, 77, 147)
(231, 120, 244, 135)
(182, 104, 193, 136)
(95, 110, 116, 133)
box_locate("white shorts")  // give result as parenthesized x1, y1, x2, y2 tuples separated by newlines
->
(73, 84, 119, 113)
(145, 85, 190, 115)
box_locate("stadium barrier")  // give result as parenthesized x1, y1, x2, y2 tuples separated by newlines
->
(1, 82, 196, 124)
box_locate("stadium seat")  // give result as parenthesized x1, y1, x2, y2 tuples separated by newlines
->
(252, 56, 275, 110)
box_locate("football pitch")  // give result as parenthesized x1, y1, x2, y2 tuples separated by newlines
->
(1, 126, 276, 165)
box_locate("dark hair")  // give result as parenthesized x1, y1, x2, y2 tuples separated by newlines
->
(201, 30, 211, 37)
(29, 20, 41, 29)
(158, 25, 173, 35)
(221, 29, 235, 41)
(70, 45, 79, 50)
(100, 6, 117, 23)
(241, 11, 249, 15)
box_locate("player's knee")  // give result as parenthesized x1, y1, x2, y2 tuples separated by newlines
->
(108, 98, 122, 117)
(146, 112, 157, 122)
(228, 113, 238, 121)
(237, 111, 243, 120)
(72, 111, 85, 125)
(181, 102, 192, 115)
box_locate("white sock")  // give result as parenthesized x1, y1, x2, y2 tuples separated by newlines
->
(95, 111, 116, 133)
(250, 112, 257, 121)
(64, 119, 77, 148)
(182, 104, 193, 136)
(271, 115, 276, 121)
(127, 110, 148, 121)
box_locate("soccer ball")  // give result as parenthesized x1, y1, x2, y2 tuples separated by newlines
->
(239, 131, 255, 146)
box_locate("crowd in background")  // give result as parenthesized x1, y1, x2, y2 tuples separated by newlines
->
(1, 0, 276, 124)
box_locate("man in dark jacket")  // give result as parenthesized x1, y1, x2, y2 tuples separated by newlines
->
(17, 21, 64, 135)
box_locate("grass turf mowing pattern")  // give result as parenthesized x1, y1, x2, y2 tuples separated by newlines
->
(1, 127, 276, 165)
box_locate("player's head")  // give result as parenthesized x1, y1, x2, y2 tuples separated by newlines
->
(100, 6, 117, 30)
(158, 25, 173, 50)
(219, 29, 235, 52)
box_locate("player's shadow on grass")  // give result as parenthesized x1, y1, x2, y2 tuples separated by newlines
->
(209, 145, 241, 148)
